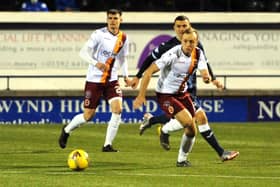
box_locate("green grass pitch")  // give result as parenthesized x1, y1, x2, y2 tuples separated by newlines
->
(0, 122, 280, 187)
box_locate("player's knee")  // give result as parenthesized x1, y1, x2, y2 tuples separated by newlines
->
(187, 132, 196, 138)
(184, 125, 196, 137)
(183, 119, 197, 135)
(112, 107, 122, 114)
(83, 114, 93, 121)
(195, 110, 208, 125)
(83, 111, 95, 121)
(110, 102, 122, 114)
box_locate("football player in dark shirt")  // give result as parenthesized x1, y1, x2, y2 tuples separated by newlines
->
(131, 15, 239, 166)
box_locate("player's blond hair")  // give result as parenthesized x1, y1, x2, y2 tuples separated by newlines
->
(183, 28, 199, 40)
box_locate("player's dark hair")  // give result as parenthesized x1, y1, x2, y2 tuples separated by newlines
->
(173, 15, 190, 24)
(107, 9, 122, 16)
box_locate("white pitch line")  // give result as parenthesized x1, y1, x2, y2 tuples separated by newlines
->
(116, 172, 280, 180)
(2, 171, 280, 181)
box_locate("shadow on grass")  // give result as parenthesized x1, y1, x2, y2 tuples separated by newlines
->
(0, 150, 58, 155)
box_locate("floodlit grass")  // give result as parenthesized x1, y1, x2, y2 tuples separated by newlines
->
(0, 122, 280, 187)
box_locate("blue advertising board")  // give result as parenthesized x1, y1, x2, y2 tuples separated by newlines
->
(0, 96, 279, 124)
(249, 97, 280, 122)
(198, 97, 248, 122)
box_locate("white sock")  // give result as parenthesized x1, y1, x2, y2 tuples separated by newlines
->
(64, 113, 86, 133)
(161, 118, 183, 134)
(198, 123, 211, 133)
(104, 113, 121, 146)
(177, 134, 195, 162)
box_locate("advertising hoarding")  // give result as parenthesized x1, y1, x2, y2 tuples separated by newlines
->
(0, 96, 279, 124)
(0, 29, 279, 75)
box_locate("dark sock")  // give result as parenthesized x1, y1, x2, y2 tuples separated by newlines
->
(200, 130, 224, 156)
(149, 114, 170, 127)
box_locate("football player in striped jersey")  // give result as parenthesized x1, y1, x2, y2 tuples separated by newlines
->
(59, 9, 132, 152)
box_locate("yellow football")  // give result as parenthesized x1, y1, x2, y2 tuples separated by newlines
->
(67, 149, 89, 171)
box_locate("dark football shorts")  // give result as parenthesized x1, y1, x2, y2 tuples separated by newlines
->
(156, 92, 195, 118)
(83, 80, 122, 109)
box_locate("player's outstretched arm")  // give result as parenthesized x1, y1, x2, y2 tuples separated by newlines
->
(133, 63, 159, 109)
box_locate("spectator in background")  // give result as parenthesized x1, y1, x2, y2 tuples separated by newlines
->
(21, 0, 48, 11)
(55, 0, 78, 11)
(43, 0, 56, 11)
(78, 0, 106, 11)
(174, 0, 201, 11)
(268, 0, 280, 11)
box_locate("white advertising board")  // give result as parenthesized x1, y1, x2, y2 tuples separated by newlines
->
(0, 29, 279, 76)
